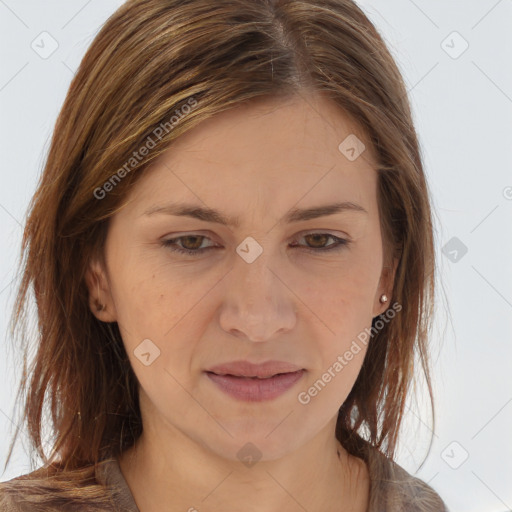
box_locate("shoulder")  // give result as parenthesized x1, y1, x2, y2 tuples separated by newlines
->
(0, 460, 122, 512)
(366, 447, 448, 512)
(382, 461, 448, 512)
(0, 489, 19, 512)
(0, 474, 40, 512)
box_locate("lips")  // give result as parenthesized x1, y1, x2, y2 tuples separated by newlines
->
(206, 360, 303, 379)
(205, 364, 305, 402)
(205, 360, 306, 401)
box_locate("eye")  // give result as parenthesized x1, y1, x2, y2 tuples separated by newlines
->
(161, 235, 217, 256)
(291, 233, 350, 254)
(160, 232, 351, 257)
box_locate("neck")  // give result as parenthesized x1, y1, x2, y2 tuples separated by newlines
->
(118, 424, 369, 512)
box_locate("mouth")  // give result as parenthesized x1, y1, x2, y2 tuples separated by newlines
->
(204, 361, 305, 402)
(206, 360, 304, 379)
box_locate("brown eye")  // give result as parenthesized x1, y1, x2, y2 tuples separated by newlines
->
(161, 235, 216, 256)
(292, 233, 350, 253)
(303, 233, 331, 249)
(179, 235, 205, 250)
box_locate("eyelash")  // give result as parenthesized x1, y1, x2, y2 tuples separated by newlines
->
(160, 233, 351, 257)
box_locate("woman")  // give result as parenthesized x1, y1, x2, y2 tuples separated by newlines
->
(0, 0, 447, 510)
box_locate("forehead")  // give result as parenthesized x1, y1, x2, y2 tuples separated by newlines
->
(127, 92, 380, 221)
(167, 92, 377, 166)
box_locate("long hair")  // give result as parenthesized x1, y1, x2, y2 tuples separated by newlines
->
(2, 0, 437, 508)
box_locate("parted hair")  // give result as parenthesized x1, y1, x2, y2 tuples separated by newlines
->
(1, 0, 438, 509)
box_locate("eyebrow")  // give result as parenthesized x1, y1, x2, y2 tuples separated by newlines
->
(142, 201, 368, 228)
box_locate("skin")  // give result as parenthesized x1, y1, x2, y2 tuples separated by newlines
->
(86, 91, 398, 512)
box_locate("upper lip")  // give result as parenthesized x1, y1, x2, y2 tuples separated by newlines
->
(206, 360, 304, 378)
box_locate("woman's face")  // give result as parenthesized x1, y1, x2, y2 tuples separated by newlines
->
(87, 92, 396, 461)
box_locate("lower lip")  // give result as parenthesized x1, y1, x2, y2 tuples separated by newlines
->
(206, 370, 305, 402)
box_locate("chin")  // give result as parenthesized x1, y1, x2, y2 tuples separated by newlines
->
(200, 425, 303, 462)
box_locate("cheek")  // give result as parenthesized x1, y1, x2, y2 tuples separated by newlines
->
(291, 250, 378, 395)
(109, 249, 192, 334)
(109, 259, 216, 381)
(297, 320, 370, 413)
(294, 256, 379, 333)
(296, 342, 368, 420)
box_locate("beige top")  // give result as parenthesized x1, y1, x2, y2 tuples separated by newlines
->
(0, 447, 448, 511)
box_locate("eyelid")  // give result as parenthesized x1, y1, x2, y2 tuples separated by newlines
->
(160, 229, 350, 241)
(294, 228, 351, 239)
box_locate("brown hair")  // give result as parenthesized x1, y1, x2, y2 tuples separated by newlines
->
(2, 0, 437, 508)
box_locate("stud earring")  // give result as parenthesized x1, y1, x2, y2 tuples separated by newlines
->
(379, 294, 388, 304)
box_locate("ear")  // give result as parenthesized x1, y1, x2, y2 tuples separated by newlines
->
(84, 258, 117, 323)
(373, 256, 399, 318)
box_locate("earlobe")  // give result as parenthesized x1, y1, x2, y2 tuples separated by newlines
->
(373, 257, 399, 317)
(373, 293, 389, 318)
(84, 262, 117, 323)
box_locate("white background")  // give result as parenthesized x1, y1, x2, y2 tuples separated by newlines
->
(1, 1, 511, 511)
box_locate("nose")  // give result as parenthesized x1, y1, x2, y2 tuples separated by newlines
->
(218, 250, 296, 342)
